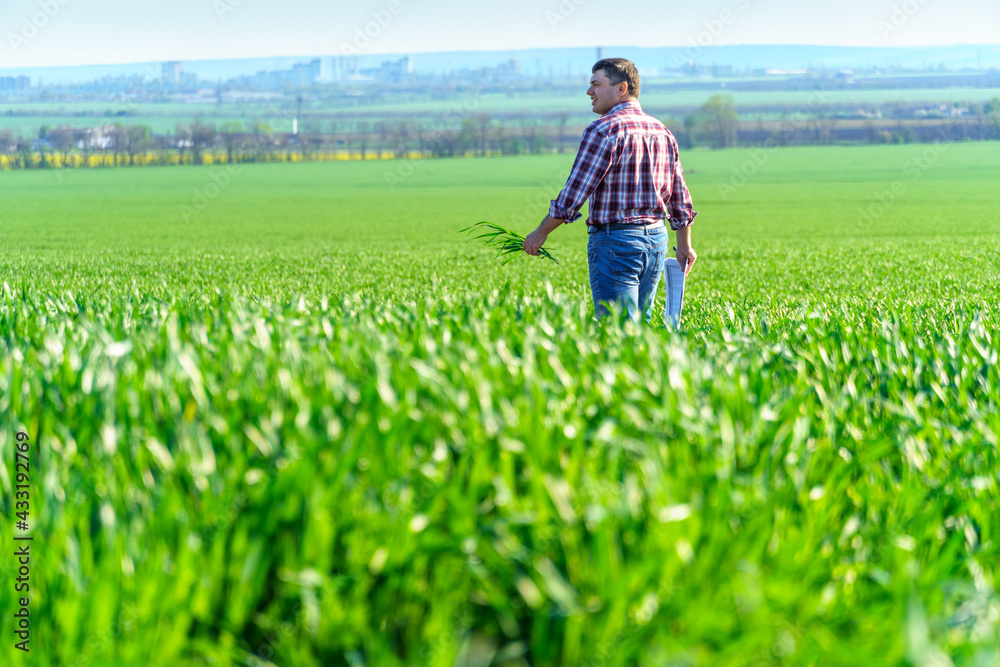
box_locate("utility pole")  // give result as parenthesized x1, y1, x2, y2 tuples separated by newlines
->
(294, 94, 302, 136)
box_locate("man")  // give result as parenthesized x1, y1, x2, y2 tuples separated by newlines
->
(523, 58, 698, 323)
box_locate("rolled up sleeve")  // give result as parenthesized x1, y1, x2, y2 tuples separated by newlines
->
(666, 148, 698, 230)
(549, 127, 613, 223)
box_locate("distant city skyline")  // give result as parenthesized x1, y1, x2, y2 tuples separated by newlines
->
(0, 0, 998, 70)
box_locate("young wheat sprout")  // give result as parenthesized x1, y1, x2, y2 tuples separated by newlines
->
(460, 221, 559, 266)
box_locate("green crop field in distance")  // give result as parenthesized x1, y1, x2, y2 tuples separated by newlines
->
(1, 144, 999, 666)
(4, 84, 1000, 138)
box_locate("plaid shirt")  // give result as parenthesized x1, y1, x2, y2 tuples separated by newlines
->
(549, 100, 698, 231)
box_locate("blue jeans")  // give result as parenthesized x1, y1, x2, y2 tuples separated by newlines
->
(587, 225, 669, 322)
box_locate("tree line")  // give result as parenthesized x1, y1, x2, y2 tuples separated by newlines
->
(2, 96, 999, 170)
(0, 114, 567, 169)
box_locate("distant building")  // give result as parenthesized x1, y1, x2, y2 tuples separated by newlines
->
(355, 57, 412, 84)
(162, 61, 183, 86)
(453, 58, 523, 84)
(0, 76, 30, 92)
(332, 56, 359, 81)
(228, 59, 327, 90)
(69, 125, 117, 150)
(332, 56, 345, 81)
(497, 58, 522, 79)
(311, 58, 325, 81)
(711, 64, 734, 78)
(289, 59, 324, 84)
(368, 57, 412, 84)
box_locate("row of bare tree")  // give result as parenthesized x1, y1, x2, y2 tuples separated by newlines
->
(3, 98, 999, 169)
(1, 125, 153, 169)
(0, 115, 568, 169)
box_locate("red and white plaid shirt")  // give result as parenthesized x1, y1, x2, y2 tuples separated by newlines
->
(550, 100, 698, 231)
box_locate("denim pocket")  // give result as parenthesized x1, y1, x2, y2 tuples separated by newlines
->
(651, 250, 666, 284)
(651, 233, 669, 253)
(609, 247, 643, 285)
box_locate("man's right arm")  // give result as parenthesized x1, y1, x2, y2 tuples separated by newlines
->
(549, 128, 613, 223)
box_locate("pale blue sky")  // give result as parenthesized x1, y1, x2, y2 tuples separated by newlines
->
(1, 0, 997, 68)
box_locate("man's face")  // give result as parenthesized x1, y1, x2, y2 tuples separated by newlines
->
(587, 70, 627, 115)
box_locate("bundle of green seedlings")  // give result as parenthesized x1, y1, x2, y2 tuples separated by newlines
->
(460, 221, 559, 265)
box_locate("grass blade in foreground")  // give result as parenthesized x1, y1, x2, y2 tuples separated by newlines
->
(460, 221, 559, 265)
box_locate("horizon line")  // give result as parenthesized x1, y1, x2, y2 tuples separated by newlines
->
(3, 43, 1000, 73)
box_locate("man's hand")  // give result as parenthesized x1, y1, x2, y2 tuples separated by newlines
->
(523, 229, 548, 256)
(674, 225, 696, 275)
(523, 215, 564, 256)
(676, 245, 697, 275)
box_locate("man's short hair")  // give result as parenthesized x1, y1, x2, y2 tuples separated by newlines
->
(592, 58, 640, 98)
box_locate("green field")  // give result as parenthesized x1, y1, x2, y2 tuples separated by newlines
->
(0, 113, 265, 136)
(1, 144, 999, 666)
(330, 87, 1000, 115)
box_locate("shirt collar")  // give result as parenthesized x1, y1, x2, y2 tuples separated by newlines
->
(606, 99, 641, 116)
